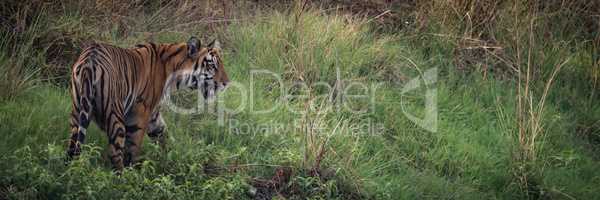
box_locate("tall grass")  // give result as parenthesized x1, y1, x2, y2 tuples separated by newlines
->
(0, 5, 48, 100)
(406, 1, 598, 197)
(511, 15, 570, 198)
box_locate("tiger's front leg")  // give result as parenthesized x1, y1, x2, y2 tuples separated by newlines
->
(147, 111, 168, 150)
(123, 103, 152, 167)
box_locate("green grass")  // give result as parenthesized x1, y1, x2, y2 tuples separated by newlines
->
(1, 4, 600, 200)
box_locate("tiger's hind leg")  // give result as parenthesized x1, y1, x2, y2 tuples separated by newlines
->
(147, 111, 168, 150)
(67, 64, 95, 162)
(105, 104, 127, 171)
(66, 83, 93, 161)
(66, 108, 92, 161)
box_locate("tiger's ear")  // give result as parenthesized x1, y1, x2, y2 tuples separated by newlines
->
(187, 37, 201, 57)
(207, 39, 221, 50)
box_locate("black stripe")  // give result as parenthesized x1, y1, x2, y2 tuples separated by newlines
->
(125, 125, 141, 133)
(150, 43, 157, 51)
(162, 47, 183, 62)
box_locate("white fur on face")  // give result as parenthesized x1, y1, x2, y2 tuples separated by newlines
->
(169, 53, 227, 102)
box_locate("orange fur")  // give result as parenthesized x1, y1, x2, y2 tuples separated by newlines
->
(66, 37, 229, 170)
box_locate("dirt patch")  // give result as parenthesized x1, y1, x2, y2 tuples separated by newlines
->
(248, 166, 363, 200)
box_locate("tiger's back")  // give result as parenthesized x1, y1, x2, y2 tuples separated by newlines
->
(70, 43, 140, 129)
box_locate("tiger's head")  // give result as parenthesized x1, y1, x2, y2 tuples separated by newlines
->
(175, 37, 229, 101)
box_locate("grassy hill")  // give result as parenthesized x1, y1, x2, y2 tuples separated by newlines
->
(1, 1, 599, 199)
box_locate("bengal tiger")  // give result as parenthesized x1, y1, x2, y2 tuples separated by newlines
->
(66, 37, 229, 171)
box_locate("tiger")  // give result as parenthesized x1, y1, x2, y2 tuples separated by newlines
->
(66, 37, 229, 171)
